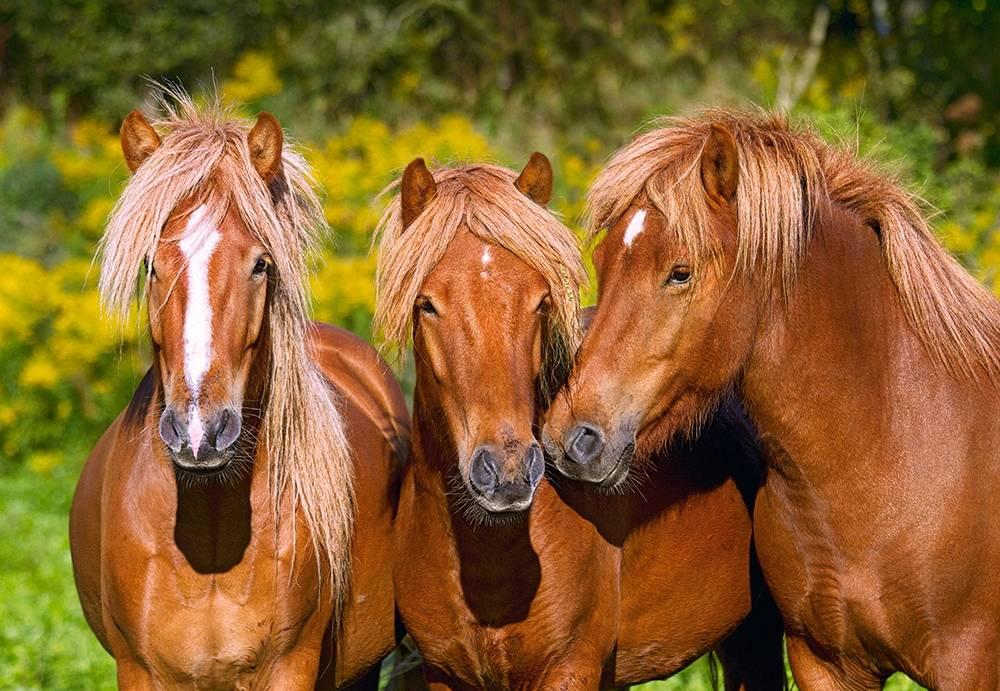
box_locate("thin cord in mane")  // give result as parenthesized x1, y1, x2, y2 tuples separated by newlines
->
(587, 109, 1000, 383)
(374, 163, 586, 392)
(97, 88, 355, 608)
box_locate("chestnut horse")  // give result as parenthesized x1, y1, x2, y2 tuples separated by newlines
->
(376, 157, 784, 689)
(544, 110, 1000, 690)
(69, 94, 409, 689)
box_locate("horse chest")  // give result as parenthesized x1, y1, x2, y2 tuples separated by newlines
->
(398, 507, 613, 687)
(434, 623, 572, 689)
(107, 538, 318, 686)
(148, 591, 283, 684)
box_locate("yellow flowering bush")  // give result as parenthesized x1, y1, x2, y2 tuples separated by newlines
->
(0, 253, 142, 468)
(1, 102, 996, 474)
(223, 52, 284, 104)
(0, 109, 546, 469)
(309, 114, 493, 250)
(311, 254, 379, 339)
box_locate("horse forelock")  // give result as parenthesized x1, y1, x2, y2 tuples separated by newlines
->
(97, 86, 355, 610)
(374, 163, 587, 380)
(587, 108, 1000, 383)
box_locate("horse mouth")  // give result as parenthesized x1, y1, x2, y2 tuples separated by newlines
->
(475, 496, 534, 515)
(597, 442, 635, 490)
(171, 452, 236, 479)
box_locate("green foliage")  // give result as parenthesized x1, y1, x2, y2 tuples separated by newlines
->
(4, 2, 999, 158)
(0, 465, 115, 689)
(0, 2, 993, 688)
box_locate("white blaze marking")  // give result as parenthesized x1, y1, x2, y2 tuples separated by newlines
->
(480, 246, 492, 278)
(188, 408, 206, 456)
(623, 209, 647, 248)
(178, 205, 220, 453)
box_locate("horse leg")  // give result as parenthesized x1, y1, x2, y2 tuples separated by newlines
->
(337, 663, 382, 691)
(116, 657, 156, 690)
(422, 665, 458, 691)
(786, 636, 883, 691)
(269, 647, 324, 690)
(530, 661, 603, 690)
(716, 589, 786, 690)
(923, 634, 1000, 691)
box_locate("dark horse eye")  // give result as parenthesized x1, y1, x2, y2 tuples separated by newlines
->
(665, 266, 692, 286)
(252, 257, 269, 276)
(416, 296, 437, 316)
(145, 258, 156, 279)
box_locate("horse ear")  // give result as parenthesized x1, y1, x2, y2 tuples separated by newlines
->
(515, 151, 553, 207)
(401, 158, 437, 229)
(248, 112, 284, 183)
(120, 111, 161, 173)
(700, 123, 739, 205)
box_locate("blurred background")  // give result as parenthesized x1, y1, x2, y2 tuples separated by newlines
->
(1, 1, 996, 688)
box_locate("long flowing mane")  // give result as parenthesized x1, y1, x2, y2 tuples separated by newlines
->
(587, 109, 1000, 382)
(98, 88, 354, 605)
(374, 163, 585, 393)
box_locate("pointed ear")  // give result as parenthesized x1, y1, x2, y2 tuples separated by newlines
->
(400, 158, 437, 229)
(515, 151, 553, 206)
(120, 110, 161, 173)
(700, 123, 739, 205)
(248, 112, 284, 183)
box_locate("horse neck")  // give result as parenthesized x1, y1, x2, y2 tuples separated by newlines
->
(740, 205, 986, 486)
(142, 360, 269, 573)
(410, 377, 561, 627)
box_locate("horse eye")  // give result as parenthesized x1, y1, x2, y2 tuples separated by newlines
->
(145, 258, 156, 279)
(665, 266, 692, 286)
(536, 295, 552, 314)
(416, 296, 437, 316)
(252, 257, 269, 276)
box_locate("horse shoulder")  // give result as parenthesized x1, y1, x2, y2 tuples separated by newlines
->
(70, 370, 156, 656)
(308, 321, 410, 462)
(307, 322, 405, 684)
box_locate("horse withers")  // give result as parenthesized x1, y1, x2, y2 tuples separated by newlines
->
(377, 156, 784, 689)
(69, 93, 408, 689)
(544, 111, 1000, 689)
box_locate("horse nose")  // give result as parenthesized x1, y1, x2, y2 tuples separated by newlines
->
(565, 423, 604, 466)
(158, 408, 185, 453)
(205, 408, 242, 453)
(524, 443, 544, 487)
(470, 447, 501, 495)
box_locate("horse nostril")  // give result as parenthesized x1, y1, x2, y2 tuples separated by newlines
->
(525, 444, 544, 487)
(470, 448, 500, 494)
(213, 408, 242, 452)
(565, 424, 604, 466)
(158, 408, 185, 452)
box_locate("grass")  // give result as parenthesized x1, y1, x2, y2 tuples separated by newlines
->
(0, 464, 115, 690)
(0, 462, 923, 690)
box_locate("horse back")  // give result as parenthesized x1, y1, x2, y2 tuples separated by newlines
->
(309, 321, 409, 686)
(309, 321, 410, 462)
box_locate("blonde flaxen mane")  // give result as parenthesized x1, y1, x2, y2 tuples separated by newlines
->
(374, 163, 585, 387)
(587, 109, 1000, 382)
(98, 88, 355, 606)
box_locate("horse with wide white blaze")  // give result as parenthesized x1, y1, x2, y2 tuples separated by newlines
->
(69, 92, 409, 689)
